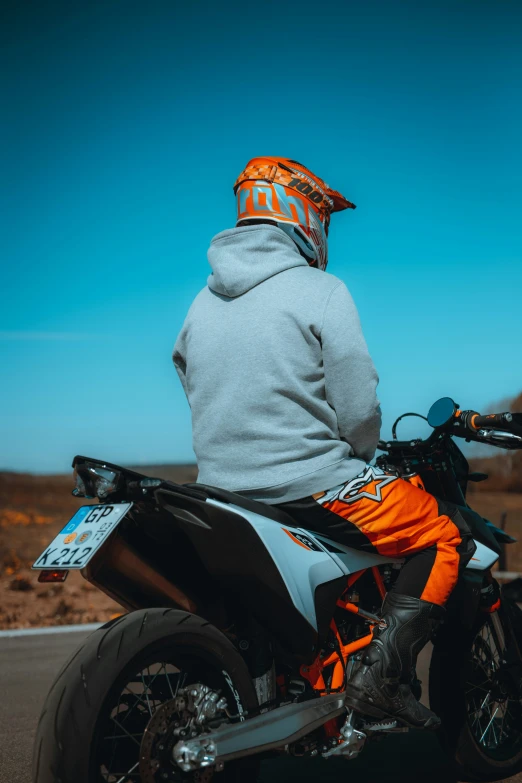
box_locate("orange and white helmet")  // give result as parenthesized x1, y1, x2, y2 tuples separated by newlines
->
(234, 157, 355, 270)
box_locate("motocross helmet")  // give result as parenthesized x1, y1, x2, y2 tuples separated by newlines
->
(234, 157, 355, 270)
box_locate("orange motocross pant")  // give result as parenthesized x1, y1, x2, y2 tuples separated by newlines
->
(276, 466, 475, 606)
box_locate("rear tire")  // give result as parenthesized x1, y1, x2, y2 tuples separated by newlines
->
(32, 609, 261, 782)
(430, 602, 522, 781)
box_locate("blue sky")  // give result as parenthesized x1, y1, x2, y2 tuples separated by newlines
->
(2, 0, 521, 473)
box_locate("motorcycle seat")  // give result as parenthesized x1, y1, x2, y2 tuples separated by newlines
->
(184, 483, 296, 527)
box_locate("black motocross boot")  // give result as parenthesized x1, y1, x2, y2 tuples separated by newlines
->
(345, 592, 444, 730)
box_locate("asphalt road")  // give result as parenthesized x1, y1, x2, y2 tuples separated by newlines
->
(1, 628, 521, 783)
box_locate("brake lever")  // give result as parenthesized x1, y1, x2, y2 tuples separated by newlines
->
(477, 430, 522, 450)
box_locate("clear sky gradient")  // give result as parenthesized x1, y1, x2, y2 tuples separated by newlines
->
(2, 0, 521, 473)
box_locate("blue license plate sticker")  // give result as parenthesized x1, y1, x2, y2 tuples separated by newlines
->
(60, 506, 92, 535)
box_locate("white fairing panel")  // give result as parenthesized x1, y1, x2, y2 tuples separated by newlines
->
(206, 499, 399, 632)
(312, 534, 403, 574)
(466, 539, 499, 571)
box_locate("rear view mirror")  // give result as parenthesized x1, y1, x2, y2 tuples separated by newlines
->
(427, 397, 458, 428)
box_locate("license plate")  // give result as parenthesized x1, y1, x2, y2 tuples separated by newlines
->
(32, 503, 133, 570)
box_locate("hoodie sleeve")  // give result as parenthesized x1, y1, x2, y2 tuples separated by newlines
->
(173, 324, 190, 401)
(320, 282, 381, 462)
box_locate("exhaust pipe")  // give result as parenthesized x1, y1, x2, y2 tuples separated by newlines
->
(172, 693, 346, 771)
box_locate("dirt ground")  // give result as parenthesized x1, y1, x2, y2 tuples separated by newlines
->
(1, 469, 521, 630)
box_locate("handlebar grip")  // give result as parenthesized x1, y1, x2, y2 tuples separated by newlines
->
(467, 411, 513, 431)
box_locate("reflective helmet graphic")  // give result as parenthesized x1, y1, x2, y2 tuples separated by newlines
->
(234, 157, 355, 270)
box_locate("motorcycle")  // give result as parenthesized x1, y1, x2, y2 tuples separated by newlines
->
(32, 397, 522, 783)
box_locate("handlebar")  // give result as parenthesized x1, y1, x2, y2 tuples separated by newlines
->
(380, 404, 522, 454)
(458, 410, 513, 432)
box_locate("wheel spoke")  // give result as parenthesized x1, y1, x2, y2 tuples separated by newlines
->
(471, 709, 483, 732)
(115, 762, 140, 783)
(122, 687, 152, 718)
(465, 680, 492, 695)
(468, 689, 493, 729)
(164, 663, 176, 699)
(140, 672, 153, 717)
(110, 716, 142, 747)
(121, 665, 177, 724)
(479, 706, 499, 745)
(490, 717, 499, 748)
(107, 692, 126, 771)
(498, 701, 509, 743)
(175, 670, 187, 697)
(480, 692, 492, 711)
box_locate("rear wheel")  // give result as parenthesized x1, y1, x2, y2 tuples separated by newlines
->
(430, 603, 522, 781)
(32, 609, 260, 783)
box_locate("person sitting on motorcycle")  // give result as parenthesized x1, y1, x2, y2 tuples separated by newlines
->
(173, 156, 475, 730)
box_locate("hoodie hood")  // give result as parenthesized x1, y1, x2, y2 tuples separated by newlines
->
(207, 224, 308, 298)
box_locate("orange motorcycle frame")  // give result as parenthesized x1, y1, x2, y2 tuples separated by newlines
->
(299, 566, 386, 733)
(300, 566, 385, 691)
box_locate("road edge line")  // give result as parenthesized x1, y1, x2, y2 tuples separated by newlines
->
(0, 622, 102, 639)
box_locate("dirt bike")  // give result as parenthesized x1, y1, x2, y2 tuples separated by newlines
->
(32, 397, 522, 783)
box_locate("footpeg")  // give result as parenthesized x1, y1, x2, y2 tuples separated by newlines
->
(362, 719, 408, 733)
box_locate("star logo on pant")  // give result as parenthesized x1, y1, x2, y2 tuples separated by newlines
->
(338, 466, 398, 504)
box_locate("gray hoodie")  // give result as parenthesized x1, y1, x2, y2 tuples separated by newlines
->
(173, 224, 381, 504)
